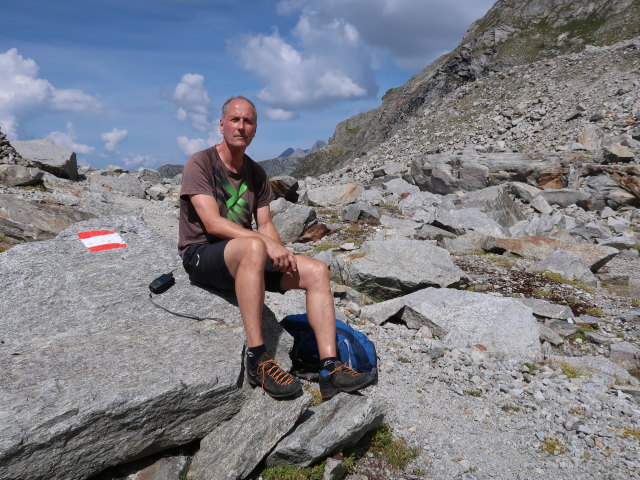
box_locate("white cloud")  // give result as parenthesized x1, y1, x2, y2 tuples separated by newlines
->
(101, 128, 128, 152)
(231, 19, 377, 111)
(265, 108, 299, 121)
(275, 0, 495, 71)
(172, 73, 213, 132)
(47, 122, 94, 154)
(177, 131, 220, 156)
(0, 48, 101, 139)
(121, 154, 158, 169)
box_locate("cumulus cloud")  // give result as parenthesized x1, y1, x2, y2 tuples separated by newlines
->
(121, 154, 158, 169)
(101, 128, 128, 152)
(176, 131, 220, 156)
(230, 16, 377, 111)
(275, 0, 495, 71)
(0, 48, 101, 139)
(265, 108, 299, 121)
(172, 73, 214, 132)
(47, 122, 94, 154)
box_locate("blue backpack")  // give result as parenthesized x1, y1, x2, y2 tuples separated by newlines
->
(280, 314, 378, 381)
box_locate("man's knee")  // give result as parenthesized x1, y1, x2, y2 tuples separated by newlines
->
(302, 258, 330, 287)
(226, 237, 267, 270)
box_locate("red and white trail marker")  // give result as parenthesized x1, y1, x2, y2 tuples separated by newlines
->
(77, 230, 127, 252)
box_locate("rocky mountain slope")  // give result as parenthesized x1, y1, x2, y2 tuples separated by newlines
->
(2, 1, 640, 479)
(290, 0, 640, 178)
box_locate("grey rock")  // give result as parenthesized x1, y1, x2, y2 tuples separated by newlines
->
(267, 393, 383, 467)
(508, 181, 542, 203)
(0, 164, 45, 187)
(399, 288, 541, 358)
(272, 203, 317, 244)
(12, 138, 79, 180)
(441, 231, 487, 254)
(124, 455, 188, 480)
(528, 249, 598, 286)
(307, 183, 363, 207)
(530, 195, 554, 215)
(434, 208, 505, 237)
(518, 298, 574, 320)
(543, 319, 579, 336)
(416, 224, 457, 242)
(536, 189, 591, 209)
(188, 390, 312, 480)
(578, 125, 604, 149)
(379, 215, 421, 232)
(323, 457, 347, 480)
(550, 355, 637, 385)
(609, 342, 640, 371)
(0, 216, 293, 480)
(137, 168, 162, 184)
(455, 185, 526, 227)
(343, 202, 380, 222)
(618, 309, 640, 323)
(584, 332, 618, 346)
(383, 177, 420, 196)
(331, 239, 468, 300)
(270, 175, 299, 202)
(88, 172, 149, 199)
(538, 324, 564, 346)
(147, 183, 168, 201)
(603, 143, 635, 163)
(0, 193, 95, 242)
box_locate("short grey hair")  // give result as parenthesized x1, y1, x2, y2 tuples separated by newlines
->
(221, 96, 258, 122)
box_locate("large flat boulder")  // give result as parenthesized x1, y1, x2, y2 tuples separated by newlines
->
(455, 185, 526, 228)
(0, 216, 292, 480)
(0, 193, 96, 242)
(331, 239, 468, 300)
(12, 138, 79, 180)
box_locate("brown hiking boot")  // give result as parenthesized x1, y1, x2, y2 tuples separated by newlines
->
(318, 361, 376, 399)
(247, 352, 302, 398)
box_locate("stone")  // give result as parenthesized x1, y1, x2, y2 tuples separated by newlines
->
(518, 298, 573, 319)
(398, 288, 541, 358)
(538, 324, 564, 346)
(455, 185, 526, 227)
(331, 239, 468, 300)
(137, 168, 162, 184)
(398, 191, 441, 217)
(550, 355, 637, 385)
(0, 164, 45, 187)
(528, 249, 598, 286)
(343, 202, 380, 222)
(146, 183, 168, 200)
(609, 342, 640, 371)
(307, 183, 363, 207)
(383, 177, 420, 196)
(270, 175, 299, 202)
(125, 456, 188, 480)
(483, 236, 618, 271)
(578, 125, 604, 149)
(415, 224, 457, 242)
(603, 143, 635, 163)
(88, 172, 149, 199)
(299, 223, 332, 243)
(508, 181, 542, 203)
(267, 393, 383, 467)
(0, 216, 294, 480)
(433, 208, 505, 237)
(323, 457, 348, 480)
(12, 138, 79, 180)
(441, 231, 487, 254)
(530, 195, 554, 215)
(187, 390, 312, 480)
(536, 189, 591, 209)
(272, 203, 317, 243)
(544, 319, 579, 336)
(0, 193, 96, 242)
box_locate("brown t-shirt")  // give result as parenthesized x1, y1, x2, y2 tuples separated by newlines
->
(178, 147, 274, 256)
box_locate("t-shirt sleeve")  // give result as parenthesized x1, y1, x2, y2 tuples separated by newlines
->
(254, 162, 275, 209)
(180, 151, 214, 198)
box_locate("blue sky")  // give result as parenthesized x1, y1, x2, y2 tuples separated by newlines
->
(1, 0, 495, 169)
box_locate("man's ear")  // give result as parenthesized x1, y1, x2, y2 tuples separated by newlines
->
(219, 118, 223, 133)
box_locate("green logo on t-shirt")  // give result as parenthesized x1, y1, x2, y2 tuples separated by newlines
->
(222, 179, 249, 224)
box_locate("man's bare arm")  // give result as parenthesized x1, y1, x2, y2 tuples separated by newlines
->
(190, 194, 296, 273)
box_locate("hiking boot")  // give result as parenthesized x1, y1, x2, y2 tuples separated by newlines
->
(318, 361, 375, 399)
(247, 352, 302, 398)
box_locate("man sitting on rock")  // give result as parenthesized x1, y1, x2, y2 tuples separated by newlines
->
(178, 96, 373, 399)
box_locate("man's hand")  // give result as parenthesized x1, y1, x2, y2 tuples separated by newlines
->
(263, 237, 297, 273)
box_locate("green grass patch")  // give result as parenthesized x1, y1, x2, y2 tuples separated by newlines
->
(542, 436, 566, 456)
(583, 307, 603, 317)
(397, 357, 411, 364)
(523, 362, 537, 373)
(303, 386, 323, 407)
(464, 389, 482, 397)
(533, 288, 554, 298)
(342, 424, 418, 471)
(535, 271, 592, 291)
(623, 429, 640, 442)
(501, 405, 521, 413)
(314, 242, 339, 253)
(260, 463, 325, 480)
(559, 361, 586, 379)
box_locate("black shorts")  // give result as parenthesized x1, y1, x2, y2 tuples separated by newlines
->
(182, 241, 285, 293)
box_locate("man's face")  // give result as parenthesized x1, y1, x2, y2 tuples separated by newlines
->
(219, 99, 257, 150)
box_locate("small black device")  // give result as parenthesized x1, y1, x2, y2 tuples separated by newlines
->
(149, 272, 175, 294)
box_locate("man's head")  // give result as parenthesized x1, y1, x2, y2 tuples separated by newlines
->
(219, 96, 258, 151)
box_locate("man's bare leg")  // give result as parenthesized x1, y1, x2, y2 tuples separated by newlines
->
(223, 237, 267, 347)
(280, 255, 337, 358)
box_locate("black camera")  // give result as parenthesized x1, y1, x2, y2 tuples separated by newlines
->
(149, 272, 175, 294)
